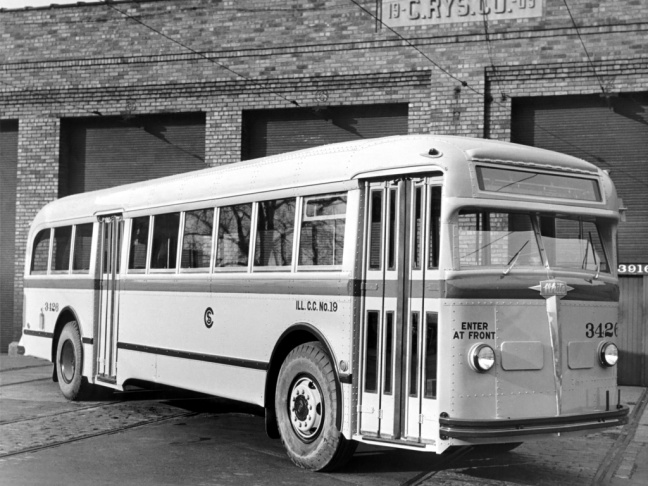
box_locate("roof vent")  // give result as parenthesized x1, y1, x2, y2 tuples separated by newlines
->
(423, 148, 442, 158)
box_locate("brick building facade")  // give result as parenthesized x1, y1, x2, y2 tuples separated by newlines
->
(1, 0, 647, 383)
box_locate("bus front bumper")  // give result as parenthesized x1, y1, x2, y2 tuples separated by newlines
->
(439, 406, 630, 439)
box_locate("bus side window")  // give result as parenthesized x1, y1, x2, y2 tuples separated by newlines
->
(428, 186, 441, 269)
(129, 216, 150, 271)
(72, 223, 93, 272)
(216, 203, 252, 268)
(51, 226, 72, 272)
(150, 212, 180, 270)
(181, 208, 214, 270)
(30, 229, 51, 274)
(298, 193, 347, 267)
(254, 198, 295, 268)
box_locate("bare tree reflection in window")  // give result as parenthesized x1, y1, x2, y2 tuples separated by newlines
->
(182, 208, 214, 269)
(255, 199, 295, 267)
(216, 204, 252, 267)
(299, 194, 347, 266)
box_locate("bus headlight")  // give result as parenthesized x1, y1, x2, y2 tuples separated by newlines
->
(468, 343, 495, 372)
(599, 342, 619, 367)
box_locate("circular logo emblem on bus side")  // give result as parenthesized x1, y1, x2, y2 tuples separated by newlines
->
(204, 307, 214, 329)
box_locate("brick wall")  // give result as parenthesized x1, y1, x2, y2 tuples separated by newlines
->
(1, 0, 648, 346)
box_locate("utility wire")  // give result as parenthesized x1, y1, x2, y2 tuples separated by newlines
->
(480, 10, 507, 102)
(347, 1, 637, 180)
(0, 77, 104, 116)
(561, 0, 607, 96)
(105, 0, 301, 107)
(348, 0, 471, 91)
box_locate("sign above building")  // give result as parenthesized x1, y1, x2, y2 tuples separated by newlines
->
(381, 0, 544, 28)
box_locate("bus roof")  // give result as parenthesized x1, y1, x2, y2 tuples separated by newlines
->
(31, 134, 611, 227)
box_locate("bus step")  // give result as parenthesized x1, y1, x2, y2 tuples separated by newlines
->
(361, 436, 427, 448)
(96, 375, 117, 384)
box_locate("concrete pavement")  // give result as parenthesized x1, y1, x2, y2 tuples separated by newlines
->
(2, 353, 647, 485)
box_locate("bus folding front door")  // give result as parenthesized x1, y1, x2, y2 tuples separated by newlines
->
(96, 215, 123, 382)
(359, 177, 441, 445)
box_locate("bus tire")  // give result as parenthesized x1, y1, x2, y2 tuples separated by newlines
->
(56, 321, 92, 401)
(275, 341, 356, 471)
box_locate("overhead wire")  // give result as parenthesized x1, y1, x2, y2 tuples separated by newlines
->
(561, 0, 607, 96)
(347, 1, 635, 178)
(0, 0, 636, 177)
(480, 9, 507, 102)
(104, 0, 302, 107)
(348, 0, 472, 91)
(0, 77, 105, 117)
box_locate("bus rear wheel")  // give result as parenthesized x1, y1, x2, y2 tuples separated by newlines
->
(275, 341, 356, 471)
(56, 321, 92, 401)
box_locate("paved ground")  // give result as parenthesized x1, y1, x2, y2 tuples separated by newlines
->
(1, 354, 646, 485)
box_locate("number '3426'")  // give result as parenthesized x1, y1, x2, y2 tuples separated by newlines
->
(586, 322, 618, 338)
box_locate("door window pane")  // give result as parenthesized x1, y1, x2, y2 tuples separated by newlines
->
(216, 204, 252, 268)
(129, 216, 149, 270)
(387, 188, 397, 270)
(181, 209, 213, 269)
(428, 186, 441, 269)
(424, 312, 438, 399)
(254, 199, 295, 268)
(413, 186, 423, 269)
(150, 213, 180, 270)
(31, 229, 51, 274)
(368, 190, 383, 270)
(52, 226, 72, 272)
(409, 312, 419, 397)
(73, 223, 93, 272)
(364, 311, 379, 393)
(299, 194, 347, 266)
(383, 312, 394, 395)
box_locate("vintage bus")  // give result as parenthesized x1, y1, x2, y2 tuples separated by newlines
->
(19, 135, 628, 470)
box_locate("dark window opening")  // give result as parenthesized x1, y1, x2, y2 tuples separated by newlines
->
(52, 227, 72, 272)
(73, 224, 93, 272)
(151, 213, 180, 270)
(129, 217, 150, 271)
(59, 113, 206, 197)
(31, 229, 51, 274)
(364, 310, 380, 393)
(242, 104, 408, 160)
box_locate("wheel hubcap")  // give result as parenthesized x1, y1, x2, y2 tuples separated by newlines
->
(60, 340, 76, 384)
(289, 376, 323, 441)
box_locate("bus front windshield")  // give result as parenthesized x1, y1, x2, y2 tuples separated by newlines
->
(458, 210, 609, 274)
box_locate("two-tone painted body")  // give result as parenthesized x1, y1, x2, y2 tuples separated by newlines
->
(20, 135, 628, 460)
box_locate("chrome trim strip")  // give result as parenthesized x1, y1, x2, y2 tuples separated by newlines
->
(439, 406, 629, 439)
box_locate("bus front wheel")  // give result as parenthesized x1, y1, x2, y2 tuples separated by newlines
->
(56, 321, 92, 401)
(275, 341, 356, 471)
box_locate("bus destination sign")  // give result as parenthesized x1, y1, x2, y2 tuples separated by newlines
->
(382, 0, 543, 28)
